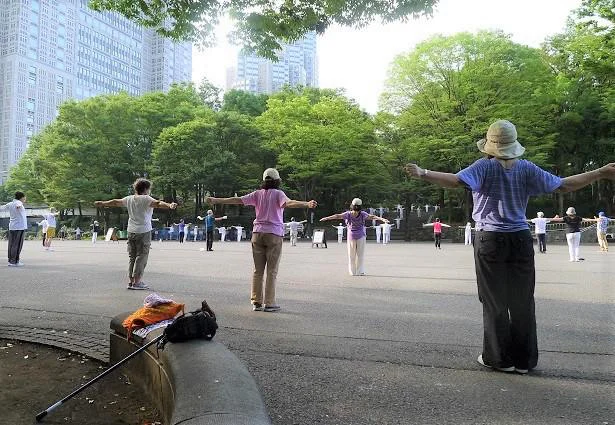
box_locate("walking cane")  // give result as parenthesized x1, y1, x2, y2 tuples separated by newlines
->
(35, 333, 164, 422)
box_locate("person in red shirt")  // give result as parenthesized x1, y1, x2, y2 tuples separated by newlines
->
(423, 218, 451, 249)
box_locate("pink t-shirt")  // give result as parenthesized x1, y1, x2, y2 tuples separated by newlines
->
(433, 222, 443, 233)
(241, 189, 290, 237)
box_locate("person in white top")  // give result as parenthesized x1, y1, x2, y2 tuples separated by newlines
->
(464, 222, 473, 246)
(234, 225, 243, 242)
(333, 223, 346, 243)
(286, 217, 306, 246)
(1, 191, 28, 266)
(372, 223, 382, 243)
(218, 226, 227, 241)
(41, 207, 59, 251)
(528, 212, 550, 253)
(74, 227, 82, 240)
(381, 222, 392, 244)
(37, 218, 49, 247)
(95, 178, 177, 290)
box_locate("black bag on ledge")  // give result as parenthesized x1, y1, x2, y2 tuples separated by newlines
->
(157, 299, 218, 349)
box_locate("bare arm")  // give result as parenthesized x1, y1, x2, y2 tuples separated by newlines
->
(367, 214, 389, 223)
(150, 199, 177, 210)
(94, 199, 124, 208)
(404, 163, 463, 188)
(284, 199, 318, 209)
(320, 213, 345, 221)
(206, 196, 243, 205)
(557, 163, 615, 193)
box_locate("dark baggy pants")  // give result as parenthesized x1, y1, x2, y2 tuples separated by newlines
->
(179, 231, 185, 243)
(537, 233, 546, 252)
(474, 230, 538, 370)
(8, 230, 26, 264)
(206, 230, 214, 251)
(434, 232, 442, 248)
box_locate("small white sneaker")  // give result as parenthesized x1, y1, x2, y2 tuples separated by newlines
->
(477, 355, 514, 372)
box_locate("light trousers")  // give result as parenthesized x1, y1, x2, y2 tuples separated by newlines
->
(347, 237, 366, 275)
(92, 232, 98, 244)
(465, 231, 472, 245)
(128, 231, 151, 280)
(251, 232, 283, 305)
(566, 232, 581, 261)
(337, 234, 343, 243)
(383, 232, 390, 244)
(290, 231, 298, 246)
(597, 232, 608, 250)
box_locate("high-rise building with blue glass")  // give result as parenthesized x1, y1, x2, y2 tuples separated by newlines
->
(227, 32, 318, 94)
(0, 0, 192, 183)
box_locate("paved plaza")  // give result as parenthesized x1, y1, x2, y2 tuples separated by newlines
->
(1, 238, 614, 424)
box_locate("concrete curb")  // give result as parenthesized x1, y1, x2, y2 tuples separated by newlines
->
(110, 314, 272, 425)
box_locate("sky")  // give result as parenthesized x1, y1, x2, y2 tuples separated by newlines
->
(191, 0, 582, 113)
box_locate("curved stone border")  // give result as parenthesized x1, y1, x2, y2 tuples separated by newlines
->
(110, 314, 272, 425)
(0, 325, 108, 362)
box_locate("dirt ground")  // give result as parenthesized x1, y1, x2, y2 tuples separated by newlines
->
(1, 339, 163, 425)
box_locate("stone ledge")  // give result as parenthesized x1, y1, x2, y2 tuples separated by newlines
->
(110, 313, 271, 425)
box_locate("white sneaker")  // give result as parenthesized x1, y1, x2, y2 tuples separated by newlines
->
(16, 262, 25, 267)
(477, 355, 514, 372)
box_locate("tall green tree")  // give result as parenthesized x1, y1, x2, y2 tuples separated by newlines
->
(222, 90, 269, 117)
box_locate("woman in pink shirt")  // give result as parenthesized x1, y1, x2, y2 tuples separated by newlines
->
(423, 218, 451, 249)
(206, 168, 317, 312)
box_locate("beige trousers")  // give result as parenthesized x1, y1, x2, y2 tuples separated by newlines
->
(127, 231, 151, 280)
(251, 232, 283, 305)
(597, 232, 608, 250)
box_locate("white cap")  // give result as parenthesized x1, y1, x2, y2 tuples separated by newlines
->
(566, 207, 576, 215)
(263, 168, 280, 181)
(351, 198, 362, 206)
(537, 212, 544, 218)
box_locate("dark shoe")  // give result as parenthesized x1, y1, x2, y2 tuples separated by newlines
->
(252, 303, 263, 311)
(477, 355, 514, 372)
(264, 304, 281, 312)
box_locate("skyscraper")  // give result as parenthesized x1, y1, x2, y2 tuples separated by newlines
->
(0, 0, 192, 183)
(227, 32, 318, 95)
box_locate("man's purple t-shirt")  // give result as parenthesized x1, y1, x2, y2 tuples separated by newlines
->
(456, 158, 562, 232)
(241, 189, 290, 237)
(343, 210, 369, 240)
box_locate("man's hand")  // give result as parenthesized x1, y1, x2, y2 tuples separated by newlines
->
(307, 200, 318, 208)
(205, 196, 213, 204)
(169, 202, 178, 210)
(598, 163, 615, 179)
(404, 163, 423, 178)
(94, 201, 103, 207)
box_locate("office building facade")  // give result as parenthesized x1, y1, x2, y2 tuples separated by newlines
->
(0, 0, 191, 182)
(228, 32, 318, 94)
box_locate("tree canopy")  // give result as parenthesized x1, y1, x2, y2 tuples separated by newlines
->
(88, 0, 439, 59)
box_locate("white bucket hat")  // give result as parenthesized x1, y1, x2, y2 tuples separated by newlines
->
(566, 207, 576, 216)
(263, 168, 280, 181)
(537, 212, 544, 218)
(476, 120, 526, 160)
(351, 198, 362, 206)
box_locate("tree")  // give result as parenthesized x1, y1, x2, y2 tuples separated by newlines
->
(222, 89, 268, 116)
(257, 88, 389, 212)
(380, 31, 561, 219)
(198, 78, 222, 110)
(88, 0, 439, 59)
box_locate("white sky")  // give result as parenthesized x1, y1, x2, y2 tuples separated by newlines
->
(192, 0, 582, 113)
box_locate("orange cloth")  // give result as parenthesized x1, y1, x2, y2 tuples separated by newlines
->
(123, 302, 184, 337)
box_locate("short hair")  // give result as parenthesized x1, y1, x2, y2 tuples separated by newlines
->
(133, 178, 151, 195)
(14, 191, 25, 200)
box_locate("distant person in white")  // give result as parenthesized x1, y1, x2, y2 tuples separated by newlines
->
(90, 220, 101, 244)
(218, 226, 227, 241)
(74, 227, 82, 240)
(1, 191, 28, 266)
(41, 207, 59, 251)
(373, 223, 382, 243)
(381, 222, 392, 244)
(234, 225, 243, 242)
(287, 217, 305, 246)
(464, 222, 473, 246)
(37, 218, 49, 247)
(333, 223, 346, 243)
(528, 212, 550, 253)
(95, 178, 177, 290)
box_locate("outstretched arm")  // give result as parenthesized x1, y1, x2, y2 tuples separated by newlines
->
(284, 199, 318, 209)
(206, 196, 243, 205)
(320, 213, 344, 221)
(214, 216, 228, 221)
(557, 163, 615, 193)
(367, 214, 389, 223)
(94, 199, 123, 208)
(404, 163, 463, 188)
(441, 223, 451, 228)
(151, 199, 177, 210)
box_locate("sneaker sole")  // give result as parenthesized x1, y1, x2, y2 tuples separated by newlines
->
(129, 286, 149, 290)
(477, 355, 514, 372)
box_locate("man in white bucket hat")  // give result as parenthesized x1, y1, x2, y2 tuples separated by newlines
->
(404, 119, 615, 375)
